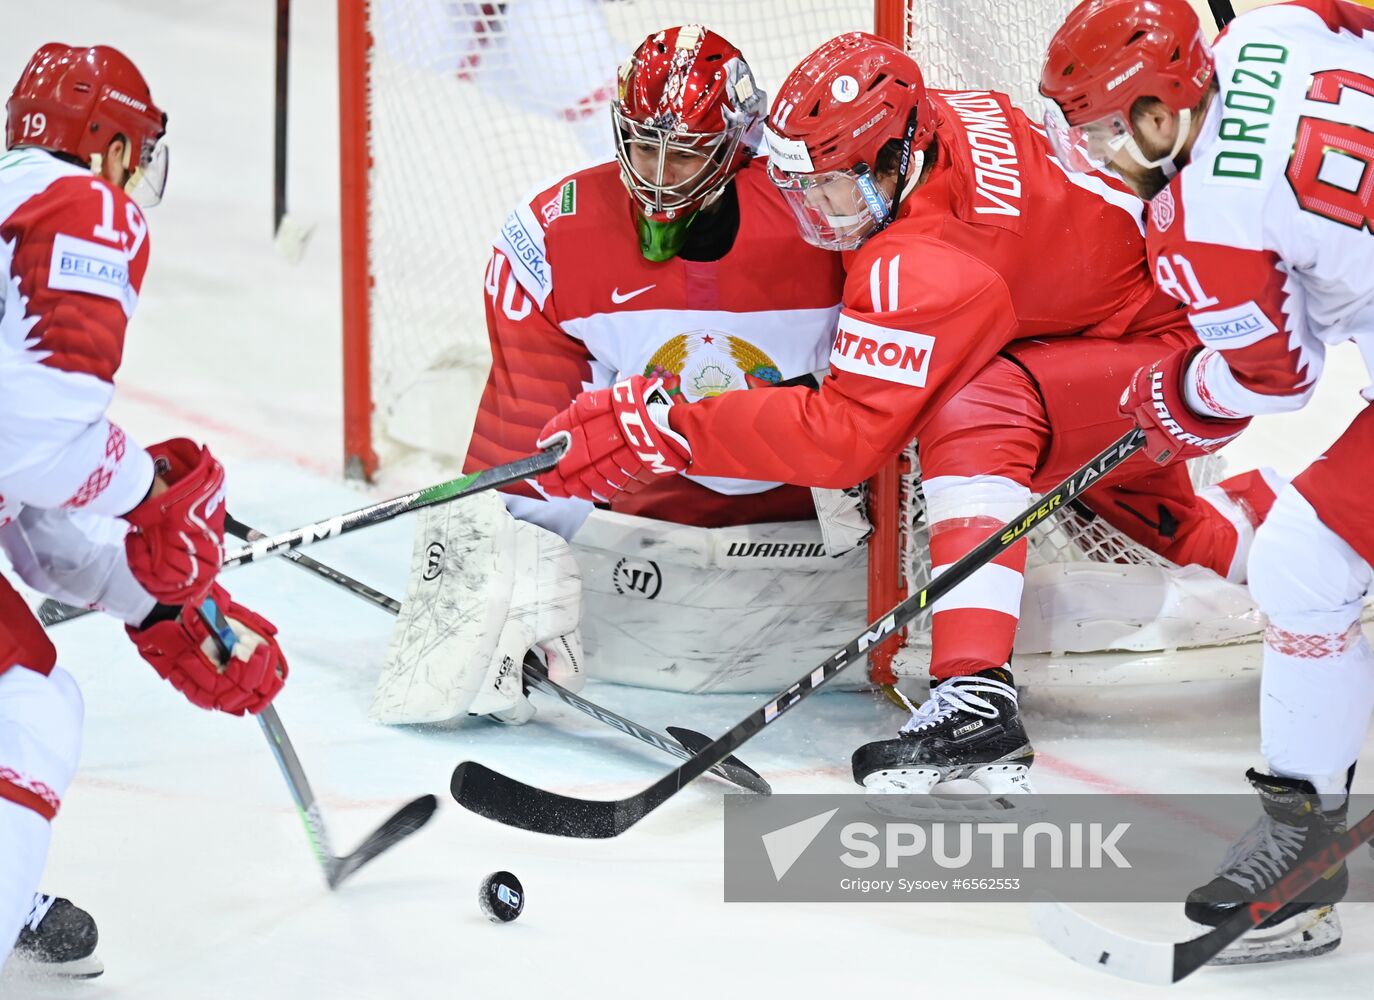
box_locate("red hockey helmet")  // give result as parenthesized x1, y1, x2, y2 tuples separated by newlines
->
(614, 24, 765, 261)
(6, 43, 169, 205)
(1039, 0, 1213, 174)
(763, 32, 936, 250)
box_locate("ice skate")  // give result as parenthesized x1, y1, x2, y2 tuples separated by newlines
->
(852, 668, 1035, 795)
(11, 894, 102, 979)
(1188, 770, 1348, 965)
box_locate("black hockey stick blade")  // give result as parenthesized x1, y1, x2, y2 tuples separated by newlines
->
(450, 430, 1146, 839)
(665, 725, 770, 795)
(36, 597, 84, 627)
(451, 761, 641, 839)
(325, 793, 439, 889)
(1035, 804, 1374, 983)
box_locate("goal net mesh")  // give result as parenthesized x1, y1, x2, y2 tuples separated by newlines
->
(353, 0, 1078, 469)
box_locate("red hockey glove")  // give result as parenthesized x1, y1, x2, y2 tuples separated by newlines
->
(536, 375, 691, 503)
(127, 584, 287, 716)
(1119, 348, 1250, 464)
(124, 439, 226, 605)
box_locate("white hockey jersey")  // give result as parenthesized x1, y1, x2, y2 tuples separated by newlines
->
(0, 147, 159, 624)
(1147, 0, 1374, 418)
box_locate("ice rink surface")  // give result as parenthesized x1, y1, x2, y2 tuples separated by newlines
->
(5, 1, 1374, 997)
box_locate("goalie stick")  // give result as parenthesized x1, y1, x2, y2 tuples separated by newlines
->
(448, 428, 1147, 838)
(1034, 804, 1374, 983)
(221, 515, 770, 796)
(36, 446, 564, 627)
(195, 597, 437, 889)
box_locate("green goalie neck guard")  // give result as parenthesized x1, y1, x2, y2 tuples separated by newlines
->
(636, 209, 698, 262)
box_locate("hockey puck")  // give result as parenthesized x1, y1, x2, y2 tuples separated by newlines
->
(478, 872, 524, 923)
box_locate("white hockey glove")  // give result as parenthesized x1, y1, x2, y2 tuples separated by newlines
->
(369, 490, 584, 725)
(810, 484, 872, 557)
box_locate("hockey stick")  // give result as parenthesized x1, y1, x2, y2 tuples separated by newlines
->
(448, 428, 1147, 838)
(1206, 0, 1237, 30)
(221, 515, 770, 796)
(195, 596, 437, 889)
(521, 659, 771, 795)
(36, 446, 564, 627)
(273, 0, 289, 235)
(1033, 804, 1374, 983)
(256, 705, 437, 888)
(271, 0, 313, 262)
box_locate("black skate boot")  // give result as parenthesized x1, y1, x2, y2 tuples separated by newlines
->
(1185, 769, 1347, 965)
(851, 667, 1034, 794)
(11, 893, 102, 978)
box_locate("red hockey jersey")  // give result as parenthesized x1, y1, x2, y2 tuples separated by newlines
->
(670, 89, 1190, 488)
(465, 158, 846, 533)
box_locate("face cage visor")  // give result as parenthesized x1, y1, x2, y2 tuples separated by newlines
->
(767, 163, 892, 251)
(613, 107, 746, 220)
(1043, 99, 1186, 175)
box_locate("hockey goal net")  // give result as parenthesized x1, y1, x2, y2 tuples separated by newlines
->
(340, 1, 1257, 687)
(338, 0, 1076, 480)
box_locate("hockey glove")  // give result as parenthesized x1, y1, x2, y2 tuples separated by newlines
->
(536, 375, 691, 503)
(1120, 348, 1249, 464)
(128, 583, 287, 715)
(123, 439, 226, 605)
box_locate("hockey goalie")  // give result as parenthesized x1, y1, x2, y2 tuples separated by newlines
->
(372, 23, 1275, 743)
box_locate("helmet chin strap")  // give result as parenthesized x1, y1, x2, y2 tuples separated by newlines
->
(1125, 107, 1192, 176)
(850, 107, 926, 237)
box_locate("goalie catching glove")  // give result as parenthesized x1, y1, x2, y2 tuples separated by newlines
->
(127, 583, 287, 715)
(370, 491, 583, 725)
(1120, 348, 1249, 464)
(537, 375, 691, 503)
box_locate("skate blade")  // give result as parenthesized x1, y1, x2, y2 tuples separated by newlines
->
(966, 762, 1036, 795)
(862, 787, 1048, 822)
(1207, 906, 1341, 966)
(860, 767, 943, 794)
(10, 951, 104, 979)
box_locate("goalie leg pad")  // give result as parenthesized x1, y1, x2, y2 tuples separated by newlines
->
(370, 492, 583, 725)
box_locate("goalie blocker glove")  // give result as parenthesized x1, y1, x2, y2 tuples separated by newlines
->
(123, 438, 226, 605)
(1119, 348, 1249, 464)
(537, 375, 690, 503)
(126, 583, 287, 715)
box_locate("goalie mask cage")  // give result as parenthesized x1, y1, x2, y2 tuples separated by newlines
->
(337, 0, 1093, 681)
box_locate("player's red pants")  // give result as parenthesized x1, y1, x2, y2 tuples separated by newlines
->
(917, 335, 1274, 680)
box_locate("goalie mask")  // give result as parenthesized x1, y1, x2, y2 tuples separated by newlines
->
(7, 43, 169, 207)
(613, 24, 765, 262)
(1039, 0, 1213, 179)
(764, 32, 936, 252)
